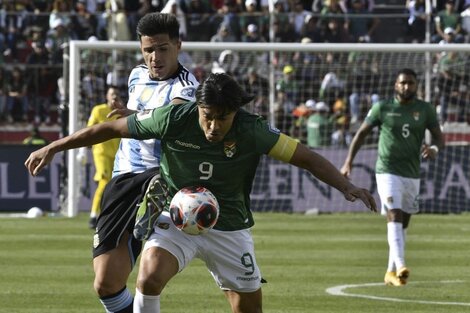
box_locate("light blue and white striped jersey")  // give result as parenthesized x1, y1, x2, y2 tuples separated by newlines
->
(112, 63, 199, 176)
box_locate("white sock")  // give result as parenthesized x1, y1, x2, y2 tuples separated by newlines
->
(133, 289, 160, 313)
(387, 222, 405, 271)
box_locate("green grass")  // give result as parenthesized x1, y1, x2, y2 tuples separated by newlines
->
(1, 212, 469, 313)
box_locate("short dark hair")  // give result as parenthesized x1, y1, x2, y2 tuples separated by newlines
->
(196, 73, 254, 113)
(136, 13, 180, 41)
(397, 68, 417, 80)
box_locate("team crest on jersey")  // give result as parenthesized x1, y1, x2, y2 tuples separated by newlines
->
(224, 141, 237, 158)
(181, 87, 196, 98)
(413, 112, 420, 121)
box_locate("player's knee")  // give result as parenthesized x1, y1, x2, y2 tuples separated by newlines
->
(93, 274, 124, 297)
(136, 273, 166, 295)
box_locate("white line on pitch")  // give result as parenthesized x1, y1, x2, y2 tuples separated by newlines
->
(326, 280, 470, 306)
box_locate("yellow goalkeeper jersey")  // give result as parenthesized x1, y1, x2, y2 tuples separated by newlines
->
(87, 103, 120, 159)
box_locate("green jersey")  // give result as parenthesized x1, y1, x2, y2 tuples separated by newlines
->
(365, 97, 439, 178)
(127, 102, 280, 231)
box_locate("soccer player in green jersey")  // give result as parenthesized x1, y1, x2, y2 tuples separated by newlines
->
(25, 73, 377, 313)
(341, 68, 445, 287)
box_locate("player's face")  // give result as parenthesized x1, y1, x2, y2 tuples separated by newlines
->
(198, 106, 237, 143)
(140, 34, 181, 80)
(395, 74, 417, 102)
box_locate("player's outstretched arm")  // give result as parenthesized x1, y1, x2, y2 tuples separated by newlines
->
(340, 122, 373, 178)
(289, 143, 377, 212)
(25, 118, 129, 176)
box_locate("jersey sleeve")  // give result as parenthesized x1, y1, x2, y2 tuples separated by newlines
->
(364, 101, 382, 126)
(170, 76, 199, 102)
(252, 118, 282, 154)
(87, 107, 99, 127)
(127, 105, 172, 140)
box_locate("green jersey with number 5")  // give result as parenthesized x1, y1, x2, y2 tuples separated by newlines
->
(365, 98, 439, 178)
(127, 102, 280, 231)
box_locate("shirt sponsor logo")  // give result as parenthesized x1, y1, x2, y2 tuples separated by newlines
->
(180, 87, 196, 98)
(175, 140, 200, 149)
(224, 141, 237, 158)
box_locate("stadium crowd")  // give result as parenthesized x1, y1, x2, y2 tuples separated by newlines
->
(0, 0, 469, 142)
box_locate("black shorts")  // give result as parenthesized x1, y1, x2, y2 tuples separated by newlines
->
(92, 167, 160, 262)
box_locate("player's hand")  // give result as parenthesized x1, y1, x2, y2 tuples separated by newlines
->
(107, 98, 136, 118)
(25, 146, 55, 176)
(343, 184, 377, 212)
(421, 144, 438, 160)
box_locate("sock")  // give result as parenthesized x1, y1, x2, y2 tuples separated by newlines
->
(134, 289, 160, 313)
(387, 222, 405, 272)
(100, 287, 133, 313)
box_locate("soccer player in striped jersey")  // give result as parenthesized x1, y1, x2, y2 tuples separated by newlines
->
(87, 13, 199, 313)
(25, 73, 376, 312)
(341, 68, 445, 286)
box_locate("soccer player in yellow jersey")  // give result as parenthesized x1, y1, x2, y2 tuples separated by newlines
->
(85, 86, 121, 229)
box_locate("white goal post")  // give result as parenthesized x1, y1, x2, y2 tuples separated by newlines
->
(65, 41, 470, 217)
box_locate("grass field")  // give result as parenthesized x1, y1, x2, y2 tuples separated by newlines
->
(0, 212, 469, 313)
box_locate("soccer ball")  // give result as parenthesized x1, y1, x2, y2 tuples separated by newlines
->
(169, 186, 219, 235)
(27, 207, 44, 218)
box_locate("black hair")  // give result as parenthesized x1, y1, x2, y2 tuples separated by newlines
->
(136, 13, 180, 41)
(196, 73, 254, 113)
(396, 68, 417, 80)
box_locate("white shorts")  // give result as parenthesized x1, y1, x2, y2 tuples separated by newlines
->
(376, 173, 420, 215)
(144, 212, 262, 292)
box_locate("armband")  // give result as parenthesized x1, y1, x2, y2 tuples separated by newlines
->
(429, 145, 439, 154)
(268, 133, 298, 163)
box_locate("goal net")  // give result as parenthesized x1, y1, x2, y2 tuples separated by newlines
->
(63, 41, 470, 217)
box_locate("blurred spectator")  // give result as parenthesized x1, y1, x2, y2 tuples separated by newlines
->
(185, 0, 212, 41)
(242, 23, 266, 42)
(439, 26, 459, 45)
(347, 41, 380, 125)
(124, 0, 142, 40)
(71, 0, 98, 40)
(106, 62, 128, 102)
(104, 1, 131, 41)
(215, 0, 242, 41)
(240, 0, 269, 40)
(407, 0, 427, 43)
(22, 125, 48, 145)
(275, 64, 300, 134)
(240, 67, 269, 118)
(29, 67, 57, 125)
(289, 0, 312, 40)
(45, 19, 75, 64)
(210, 22, 236, 43)
(331, 97, 351, 146)
(49, 0, 74, 34)
(211, 49, 240, 76)
(161, 0, 187, 39)
(307, 101, 334, 148)
(433, 0, 465, 43)
(6, 67, 29, 123)
(346, 0, 379, 42)
(318, 0, 348, 36)
(300, 14, 324, 43)
(323, 17, 349, 42)
(1, 2, 27, 61)
(436, 51, 468, 122)
(81, 69, 106, 121)
(271, 0, 296, 42)
(25, 40, 49, 64)
(461, 4, 470, 42)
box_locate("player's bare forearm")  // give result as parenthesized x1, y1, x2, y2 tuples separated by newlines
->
(289, 144, 377, 212)
(25, 119, 129, 176)
(341, 123, 371, 176)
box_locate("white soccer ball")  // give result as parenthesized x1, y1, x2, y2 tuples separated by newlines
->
(27, 207, 44, 218)
(169, 186, 219, 235)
